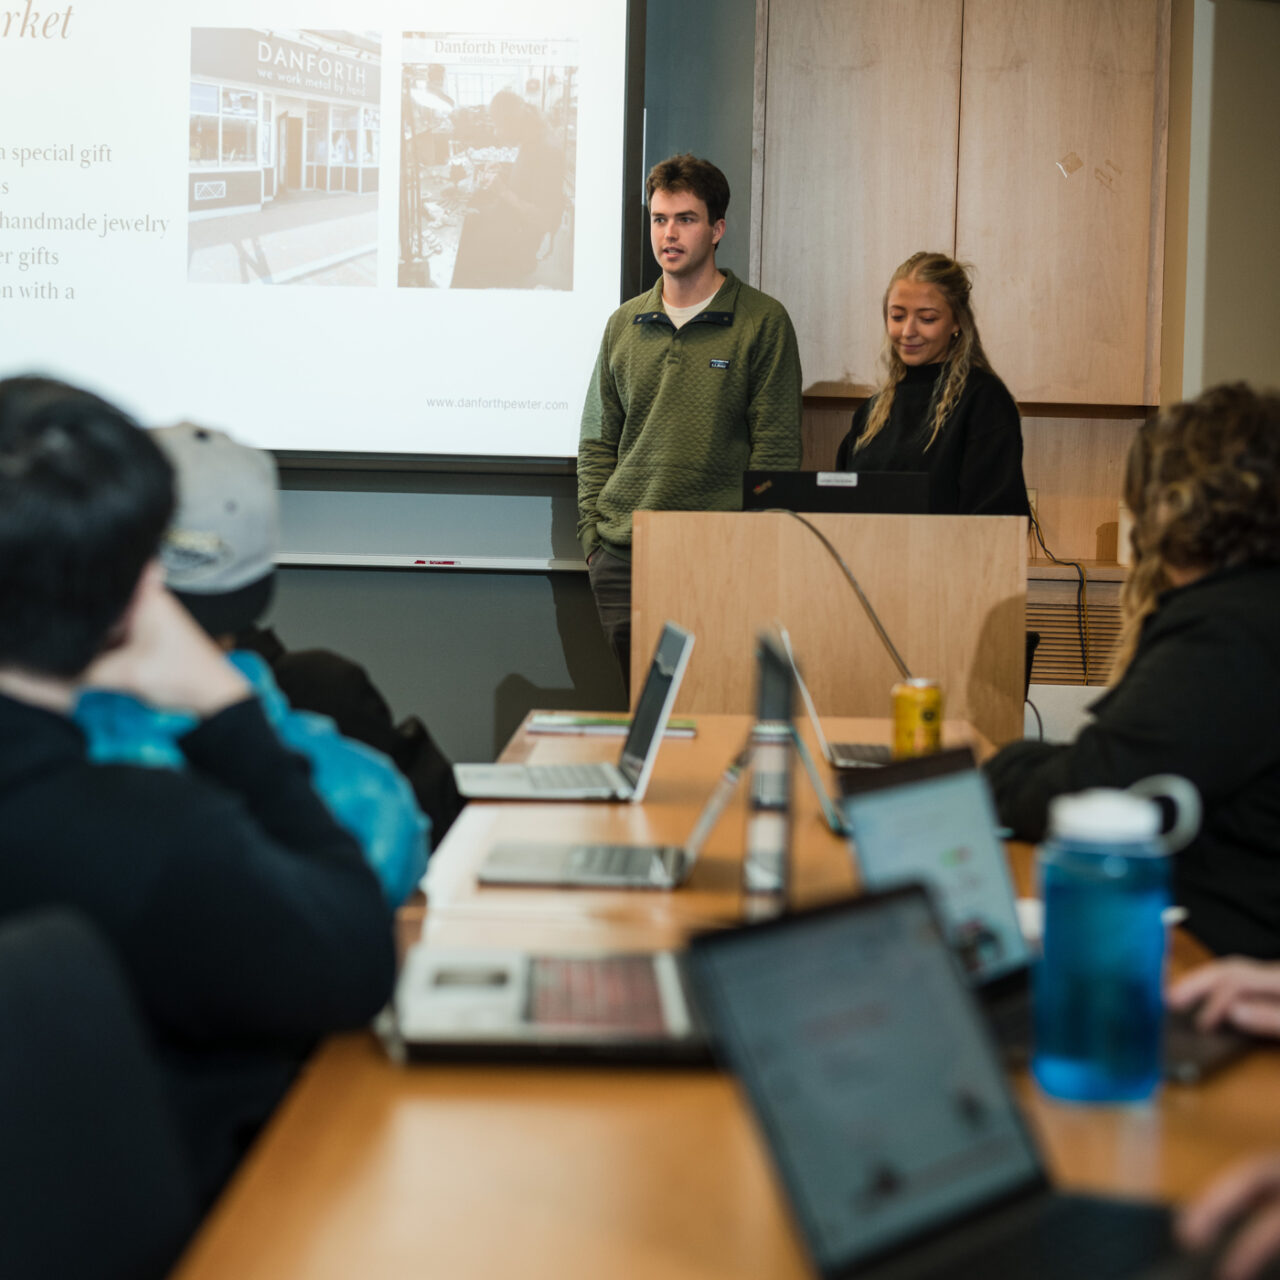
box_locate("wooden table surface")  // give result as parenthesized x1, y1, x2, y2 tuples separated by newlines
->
(171, 715, 1280, 1280)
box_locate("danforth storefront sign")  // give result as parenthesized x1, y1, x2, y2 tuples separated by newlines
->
(191, 28, 380, 103)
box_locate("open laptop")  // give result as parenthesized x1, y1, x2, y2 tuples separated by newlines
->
(476, 739, 751, 889)
(778, 627, 891, 769)
(453, 622, 694, 802)
(743, 470, 929, 515)
(839, 748, 1255, 1083)
(394, 941, 711, 1065)
(685, 887, 1187, 1280)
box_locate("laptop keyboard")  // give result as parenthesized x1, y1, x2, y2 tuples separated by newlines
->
(527, 763, 614, 791)
(830, 741, 892, 767)
(571, 845, 657, 876)
(528, 956, 666, 1033)
(939, 1196, 1175, 1280)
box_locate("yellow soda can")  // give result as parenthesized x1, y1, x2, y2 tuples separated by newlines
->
(892, 678, 943, 758)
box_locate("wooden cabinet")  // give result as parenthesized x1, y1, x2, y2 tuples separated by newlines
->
(752, 0, 963, 396)
(956, 0, 1168, 404)
(753, 0, 1170, 406)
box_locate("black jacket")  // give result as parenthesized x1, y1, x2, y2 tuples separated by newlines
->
(236, 625, 465, 844)
(837, 363, 1030, 517)
(984, 564, 1280, 958)
(0, 693, 396, 1201)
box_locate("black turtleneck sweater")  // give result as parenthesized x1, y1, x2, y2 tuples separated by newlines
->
(835, 362, 1030, 517)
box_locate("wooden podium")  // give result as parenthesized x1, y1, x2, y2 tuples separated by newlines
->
(631, 511, 1027, 747)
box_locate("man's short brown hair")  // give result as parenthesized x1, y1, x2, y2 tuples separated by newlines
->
(645, 153, 730, 226)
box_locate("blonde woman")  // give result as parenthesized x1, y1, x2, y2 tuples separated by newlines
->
(837, 251, 1029, 515)
(984, 383, 1280, 958)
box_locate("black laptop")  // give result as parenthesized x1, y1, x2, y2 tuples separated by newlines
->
(686, 888, 1189, 1280)
(743, 470, 929, 514)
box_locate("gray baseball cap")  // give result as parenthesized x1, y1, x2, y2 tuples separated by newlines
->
(151, 422, 278, 635)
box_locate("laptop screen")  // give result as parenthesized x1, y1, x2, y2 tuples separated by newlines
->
(742, 471, 930, 515)
(618, 622, 692, 790)
(688, 891, 1042, 1278)
(841, 752, 1031, 985)
(756, 633, 794, 724)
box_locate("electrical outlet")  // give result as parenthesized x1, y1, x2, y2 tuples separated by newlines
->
(1026, 487, 1039, 524)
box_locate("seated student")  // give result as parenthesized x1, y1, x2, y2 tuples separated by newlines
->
(1170, 959, 1280, 1279)
(74, 423, 429, 907)
(0, 376, 395, 1204)
(985, 383, 1280, 958)
(835, 251, 1030, 516)
(232, 625, 466, 848)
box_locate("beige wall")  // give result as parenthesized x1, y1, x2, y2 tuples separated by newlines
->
(1185, 0, 1280, 394)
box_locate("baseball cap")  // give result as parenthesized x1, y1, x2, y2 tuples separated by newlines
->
(150, 422, 278, 636)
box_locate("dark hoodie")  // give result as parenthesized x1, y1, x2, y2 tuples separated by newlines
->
(0, 692, 395, 1203)
(985, 563, 1280, 958)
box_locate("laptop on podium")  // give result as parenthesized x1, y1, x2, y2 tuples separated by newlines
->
(743, 470, 929, 514)
(453, 622, 694, 802)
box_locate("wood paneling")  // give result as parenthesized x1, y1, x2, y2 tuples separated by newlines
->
(800, 397, 858, 469)
(756, 0, 963, 396)
(955, 0, 1168, 403)
(632, 510, 1027, 744)
(1022, 413, 1144, 561)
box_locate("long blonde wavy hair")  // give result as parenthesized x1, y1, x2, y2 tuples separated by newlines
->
(853, 252, 997, 455)
(1110, 383, 1280, 681)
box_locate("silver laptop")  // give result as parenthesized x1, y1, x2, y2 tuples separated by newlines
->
(840, 748, 1256, 1083)
(778, 627, 890, 768)
(686, 887, 1186, 1280)
(453, 622, 694, 801)
(394, 942, 710, 1065)
(477, 739, 751, 888)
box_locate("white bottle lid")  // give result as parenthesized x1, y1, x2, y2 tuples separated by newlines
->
(1048, 789, 1161, 843)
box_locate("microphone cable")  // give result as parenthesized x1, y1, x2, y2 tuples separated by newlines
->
(1028, 505, 1091, 684)
(759, 508, 912, 681)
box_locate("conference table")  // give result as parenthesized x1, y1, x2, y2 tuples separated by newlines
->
(171, 715, 1280, 1280)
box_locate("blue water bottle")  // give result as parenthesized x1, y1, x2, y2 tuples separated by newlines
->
(1032, 779, 1199, 1103)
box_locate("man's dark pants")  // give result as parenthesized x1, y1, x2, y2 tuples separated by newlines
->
(587, 545, 632, 697)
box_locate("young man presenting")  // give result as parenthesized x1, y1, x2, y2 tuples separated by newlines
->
(577, 153, 803, 687)
(0, 376, 395, 1205)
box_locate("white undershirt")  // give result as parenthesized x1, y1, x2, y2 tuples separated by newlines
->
(662, 292, 716, 330)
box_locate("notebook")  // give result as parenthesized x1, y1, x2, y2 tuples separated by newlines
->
(685, 887, 1187, 1280)
(778, 627, 891, 769)
(453, 622, 694, 801)
(742, 470, 929, 515)
(394, 943, 710, 1065)
(476, 739, 751, 889)
(839, 748, 1255, 1082)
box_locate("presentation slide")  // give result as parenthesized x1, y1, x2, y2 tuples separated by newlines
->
(0, 1, 631, 457)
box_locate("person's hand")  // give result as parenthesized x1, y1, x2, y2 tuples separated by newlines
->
(80, 564, 250, 719)
(1180, 1154, 1280, 1280)
(1168, 959, 1280, 1038)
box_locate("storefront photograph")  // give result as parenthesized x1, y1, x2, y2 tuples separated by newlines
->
(188, 28, 381, 286)
(399, 32, 578, 290)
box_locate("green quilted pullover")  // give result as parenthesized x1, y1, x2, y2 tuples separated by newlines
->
(577, 270, 803, 562)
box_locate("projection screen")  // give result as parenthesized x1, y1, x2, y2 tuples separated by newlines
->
(0, 1, 633, 458)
